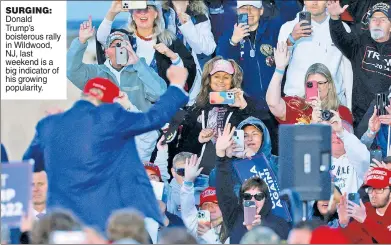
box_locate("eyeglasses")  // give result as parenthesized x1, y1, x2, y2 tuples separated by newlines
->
(365, 187, 390, 194)
(370, 17, 389, 24)
(243, 192, 265, 201)
(175, 168, 185, 177)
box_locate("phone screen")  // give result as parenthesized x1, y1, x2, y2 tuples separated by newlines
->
(243, 201, 256, 225)
(299, 11, 311, 26)
(238, 13, 248, 25)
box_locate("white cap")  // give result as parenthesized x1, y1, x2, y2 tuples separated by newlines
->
(237, 1, 263, 9)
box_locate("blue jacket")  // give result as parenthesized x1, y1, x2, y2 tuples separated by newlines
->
(216, 2, 299, 109)
(67, 38, 167, 112)
(23, 86, 188, 232)
(1, 143, 8, 162)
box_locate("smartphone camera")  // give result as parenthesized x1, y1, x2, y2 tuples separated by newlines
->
(227, 92, 234, 99)
(123, 2, 129, 9)
(321, 110, 334, 121)
(306, 81, 313, 88)
(198, 212, 205, 219)
(116, 42, 122, 48)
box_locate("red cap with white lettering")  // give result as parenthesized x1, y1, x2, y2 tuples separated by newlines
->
(362, 168, 391, 189)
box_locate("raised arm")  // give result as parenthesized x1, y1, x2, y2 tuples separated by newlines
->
(215, 124, 241, 231)
(111, 66, 189, 137)
(266, 42, 289, 121)
(328, 1, 360, 59)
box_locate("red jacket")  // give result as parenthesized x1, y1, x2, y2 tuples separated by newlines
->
(340, 202, 391, 244)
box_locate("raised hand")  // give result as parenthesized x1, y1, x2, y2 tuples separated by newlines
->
(337, 193, 350, 226)
(79, 16, 95, 44)
(329, 110, 344, 134)
(274, 42, 290, 71)
(184, 154, 203, 183)
(166, 65, 188, 88)
(327, 1, 349, 19)
(154, 43, 177, 60)
(347, 199, 367, 223)
(216, 123, 235, 157)
(368, 106, 381, 133)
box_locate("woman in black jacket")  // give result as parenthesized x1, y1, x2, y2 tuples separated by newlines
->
(214, 123, 291, 243)
(178, 56, 268, 174)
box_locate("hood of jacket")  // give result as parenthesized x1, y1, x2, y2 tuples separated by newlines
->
(237, 117, 272, 159)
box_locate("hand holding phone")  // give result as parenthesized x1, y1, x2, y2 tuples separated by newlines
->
(209, 92, 235, 105)
(243, 200, 257, 225)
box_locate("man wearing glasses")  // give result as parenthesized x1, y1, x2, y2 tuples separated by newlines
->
(337, 167, 391, 243)
(328, 1, 391, 133)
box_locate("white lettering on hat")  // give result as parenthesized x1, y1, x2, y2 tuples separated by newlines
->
(370, 170, 387, 176)
(92, 83, 106, 91)
(367, 175, 385, 181)
(202, 189, 216, 198)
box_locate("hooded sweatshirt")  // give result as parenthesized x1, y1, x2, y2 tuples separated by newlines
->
(329, 18, 391, 128)
(209, 117, 278, 192)
(215, 156, 291, 244)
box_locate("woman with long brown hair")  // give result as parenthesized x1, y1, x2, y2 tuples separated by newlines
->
(179, 56, 257, 174)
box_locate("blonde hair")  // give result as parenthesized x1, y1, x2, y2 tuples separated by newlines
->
(162, 0, 209, 16)
(128, 5, 176, 46)
(107, 209, 149, 243)
(304, 63, 340, 111)
(196, 56, 243, 107)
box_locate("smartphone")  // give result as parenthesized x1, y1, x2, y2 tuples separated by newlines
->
(348, 193, 361, 206)
(122, 0, 147, 10)
(115, 41, 128, 65)
(197, 210, 211, 227)
(151, 181, 165, 200)
(49, 231, 86, 244)
(376, 93, 389, 116)
(237, 13, 248, 25)
(370, 149, 383, 163)
(305, 80, 318, 102)
(209, 92, 235, 105)
(299, 11, 311, 26)
(243, 200, 256, 225)
(233, 130, 245, 152)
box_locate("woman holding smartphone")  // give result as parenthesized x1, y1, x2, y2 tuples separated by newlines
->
(214, 123, 291, 243)
(96, 0, 196, 92)
(266, 42, 353, 125)
(178, 56, 264, 174)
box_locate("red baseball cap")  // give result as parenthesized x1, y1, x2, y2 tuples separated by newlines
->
(144, 162, 162, 181)
(83, 77, 120, 103)
(200, 187, 218, 207)
(362, 168, 391, 189)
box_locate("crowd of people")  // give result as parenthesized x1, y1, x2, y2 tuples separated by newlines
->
(1, 0, 391, 244)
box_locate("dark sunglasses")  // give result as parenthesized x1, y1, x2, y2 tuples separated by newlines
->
(243, 192, 265, 201)
(175, 168, 185, 177)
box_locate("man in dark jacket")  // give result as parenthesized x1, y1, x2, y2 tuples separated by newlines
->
(215, 123, 291, 243)
(216, 0, 300, 110)
(23, 66, 189, 232)
(328, 1, 391, 131)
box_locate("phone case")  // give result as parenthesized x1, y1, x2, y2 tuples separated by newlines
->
(122, 0, 147, 10)
(243, 201, 256, 225)
(209, 92, 235, 105)
(299, 11, 311, 26)
(233, 130, 245, 152)
(305, 81, 318, 102)
(115, 43, 128, 65)
(238, 13, 248, 25)
(348, 193, 360, 206)
(198, 210, 211, 226)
